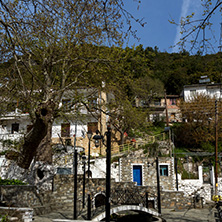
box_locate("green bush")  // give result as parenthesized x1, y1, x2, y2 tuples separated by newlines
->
(0, 215, 9, 222)
(182, 170, 198, 179)
(111, 156, 120, 163)
(0, 178, 27, 185)
(0, 151, 7, 156)
(153, 120, 165, 128)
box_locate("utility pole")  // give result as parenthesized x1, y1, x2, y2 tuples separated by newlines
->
(215, 99, 218, 195)
(156, 157, 161, 214)
(164, 90, 169, 127)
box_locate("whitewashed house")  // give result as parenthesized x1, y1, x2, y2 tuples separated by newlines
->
(183, 82, 222, 102)
(0, 88, 109, 156)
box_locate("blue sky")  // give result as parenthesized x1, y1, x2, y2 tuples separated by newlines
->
(124, 0, 222, 54)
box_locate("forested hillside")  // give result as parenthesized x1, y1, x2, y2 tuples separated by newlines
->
(121, 45, 222, 152)
(123, 45, 222, 95)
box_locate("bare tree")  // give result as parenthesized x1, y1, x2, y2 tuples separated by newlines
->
(178, 94, 222, 147)
(171, 0, 222, 54)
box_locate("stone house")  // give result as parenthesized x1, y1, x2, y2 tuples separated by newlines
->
(119, 155, 175, 191)
(117, 153, 214, 203)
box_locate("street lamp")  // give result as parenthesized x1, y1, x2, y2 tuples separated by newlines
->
(87, 130, 93, 178)
(93, 129, 104, 147)
(82, 154, 86, 208)
(93, 127, 111, 222)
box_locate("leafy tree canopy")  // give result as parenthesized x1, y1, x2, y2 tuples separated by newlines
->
(0, 0, 147, 168)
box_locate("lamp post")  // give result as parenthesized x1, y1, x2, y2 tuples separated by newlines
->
(73, 146, 78, 219)
(215, 99, 218, 195)
(93, 127, 111, 222)
(87, 130, 93, 178)
(73, 119, 78, 220)
(82, 154, 86, 208)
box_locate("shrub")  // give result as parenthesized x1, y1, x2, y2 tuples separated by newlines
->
(0, 215, 9, 222)
(0, 178, 27, 185)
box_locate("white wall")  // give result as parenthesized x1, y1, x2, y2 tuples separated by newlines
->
(51, 121, 87, 138)
(177, 166, 212, 202)
(184, 85, 222, 102)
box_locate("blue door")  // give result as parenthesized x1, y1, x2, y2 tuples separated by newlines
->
(133, 165, 142, 186)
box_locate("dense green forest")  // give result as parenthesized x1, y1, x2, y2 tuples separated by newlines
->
(123, 45, 222, 95)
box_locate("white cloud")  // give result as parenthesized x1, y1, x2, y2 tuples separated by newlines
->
(173, 0, 201, 52)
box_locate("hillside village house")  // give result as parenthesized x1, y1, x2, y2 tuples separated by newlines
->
(135, 95, 181, 123)
(0, 88, 109, 158)
(183, 82, 222, 101)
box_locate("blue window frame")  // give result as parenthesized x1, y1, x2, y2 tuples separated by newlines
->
(160, 165, 168, 176)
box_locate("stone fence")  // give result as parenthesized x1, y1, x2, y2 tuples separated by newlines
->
(0, 175, 197, 219)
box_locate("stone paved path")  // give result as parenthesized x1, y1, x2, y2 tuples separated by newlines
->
(33, 207, 217, 222)
(161, 208, 216, 222)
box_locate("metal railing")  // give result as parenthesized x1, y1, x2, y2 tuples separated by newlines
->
(87, 188, 157, 220)
(111, 188, 157, 208)
(111, 132, 166, 156)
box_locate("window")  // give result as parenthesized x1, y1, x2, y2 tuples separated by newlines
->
(190, 90, 196, 97)
(88, 97, 97, 111)
(62, 99, 71, 111)
(57, 167, 72, 175)
(140, 100, 148, 107)
(170, 113, 176, 122)
(154, 99, 161, 106)
(61, 123, 70, 137)
(87, 122, 98, 133)
(95, 193, 106, 208)
(11, 123, 19, 134)
(65, 138, 72, 146)
(170, 99, 176, 105)
(160, 165, 168, 176)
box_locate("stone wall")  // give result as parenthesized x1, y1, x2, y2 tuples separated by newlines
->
(0, 175, 198, 217)
(0, 207, 33, 222)
(0, 185, 53, 215)
(52, 175, 108, 211)
(161, 191, 194, 209)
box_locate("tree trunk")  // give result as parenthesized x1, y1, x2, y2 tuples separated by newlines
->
(35, 122, 53, 164)
(17, 100, 55, 169)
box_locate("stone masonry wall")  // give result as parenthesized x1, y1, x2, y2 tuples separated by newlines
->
(161, 191, 194, 209)
(0, 185, 53, 215)
(0, 175, 196, 216)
